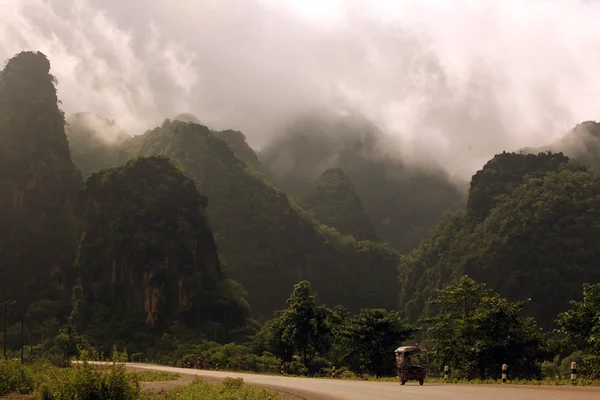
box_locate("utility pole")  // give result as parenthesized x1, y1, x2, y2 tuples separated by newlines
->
(20, 315, 24, 364)
(3, 300, 16, 360)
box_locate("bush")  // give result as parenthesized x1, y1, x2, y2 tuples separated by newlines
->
(0, 359, 35, 395)
(37, 356, 140, 400)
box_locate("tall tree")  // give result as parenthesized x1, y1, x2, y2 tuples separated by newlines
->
(556, 283, 600, 378)
(340, 309, 416, 377)
(422, 276, 549, 380)
(280, 281, 332, 367)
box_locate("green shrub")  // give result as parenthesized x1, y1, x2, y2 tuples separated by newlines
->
(0, 359, 35, 395)
(37, 360, 140, 400)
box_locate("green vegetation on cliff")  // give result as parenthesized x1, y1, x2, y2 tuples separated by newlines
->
(523, 121, 600, 168)
(0, 51, 81, 319)
(400, 152, 600, 328)
(302, 168, 379, 241)
(76, 156, 250, 352)
(128, 119, 400, 320)
(212, 129, 261, 170)
(259, 111, 466, 252)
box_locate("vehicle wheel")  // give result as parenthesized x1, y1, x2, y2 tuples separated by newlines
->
(419, 380, 424, 386)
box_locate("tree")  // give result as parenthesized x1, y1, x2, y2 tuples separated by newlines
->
(340, 309, 416, 377)
(557, 283, 600, 352)
(422, 276, 549, 380)
(280, 281, 333, 368)
(556, 283, 600, 378)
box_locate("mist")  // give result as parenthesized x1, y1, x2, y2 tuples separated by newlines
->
(2, 0, 600, 178)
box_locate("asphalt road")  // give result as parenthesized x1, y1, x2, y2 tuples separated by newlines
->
(127, 362, 600, 400)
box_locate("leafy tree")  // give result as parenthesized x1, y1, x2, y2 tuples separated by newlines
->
(339, 309, 416, 377)
(423, 276, 549, 380)
(280, 281, 333, 368)
(556, 283, 600, 351)
(556, 283, 600, 377)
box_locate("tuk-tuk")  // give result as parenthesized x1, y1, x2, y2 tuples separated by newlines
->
(394, 345, 428, 385)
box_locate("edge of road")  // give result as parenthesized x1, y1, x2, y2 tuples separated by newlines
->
(125, 362, 600, 400)
(127, 364, 339, 400)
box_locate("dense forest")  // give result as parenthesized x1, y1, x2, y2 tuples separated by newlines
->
(1, 51, 600, 380)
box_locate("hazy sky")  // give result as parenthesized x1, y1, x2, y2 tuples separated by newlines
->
(2, 0, 600, 177)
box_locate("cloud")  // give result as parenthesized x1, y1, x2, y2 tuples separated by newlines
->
(2, 0, 600, 177)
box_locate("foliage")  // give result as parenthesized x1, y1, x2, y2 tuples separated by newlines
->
(160, 377, 279, 400)
(400, 153, 600, 328)
(302, 168, 379, 241)
(337, 309, 417, 377)
(556, 283, 600, 378)
(126, 119, 400, 320)
(0, 50, 82, 321)
(422, 276, 550, 380)
(76, 155, 249, 352)
(250, 281, 417, 377)
(39, 325, 92, 367)
(212, 129, 261, 170)
(0, 360, 35, 396)
(279, 281, 333, 368)
(556, 283, 600, 353)
(525, 121, 600, 168)
(467, 151, 569, 220)
(36, 351, 140, 400)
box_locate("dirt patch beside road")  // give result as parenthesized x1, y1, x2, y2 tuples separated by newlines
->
(128, 366, 320, 400)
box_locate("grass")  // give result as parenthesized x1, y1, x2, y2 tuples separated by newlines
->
(129, 370, 180, 382)
(152, 377, 280, 400)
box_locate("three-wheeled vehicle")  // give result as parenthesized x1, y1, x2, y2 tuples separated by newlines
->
(395, 345, 428, 385)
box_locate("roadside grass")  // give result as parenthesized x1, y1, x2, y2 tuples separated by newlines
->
(130, 370, 181, 382)
(152, 377, 280, 400)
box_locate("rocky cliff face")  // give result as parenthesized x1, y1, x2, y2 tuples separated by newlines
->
(77, 156, 249, 349)
(0, 51, 81, 316)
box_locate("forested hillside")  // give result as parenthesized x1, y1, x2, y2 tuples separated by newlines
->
(259, 111, 467, 252)
(126, 119, 400, 320)
(301, 168, 379, 242)
(3, 48, 600, 382)
(522, 121, 600, 167)
(75, 156, 251, 352)
(400, 151, 600, 328)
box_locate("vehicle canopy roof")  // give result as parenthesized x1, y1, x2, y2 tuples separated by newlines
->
(394, 345, 426, 354)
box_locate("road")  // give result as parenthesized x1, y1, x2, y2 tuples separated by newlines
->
(128, 362, 600, 400)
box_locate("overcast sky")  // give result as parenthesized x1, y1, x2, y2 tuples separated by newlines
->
(2, 0, 600, 177)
